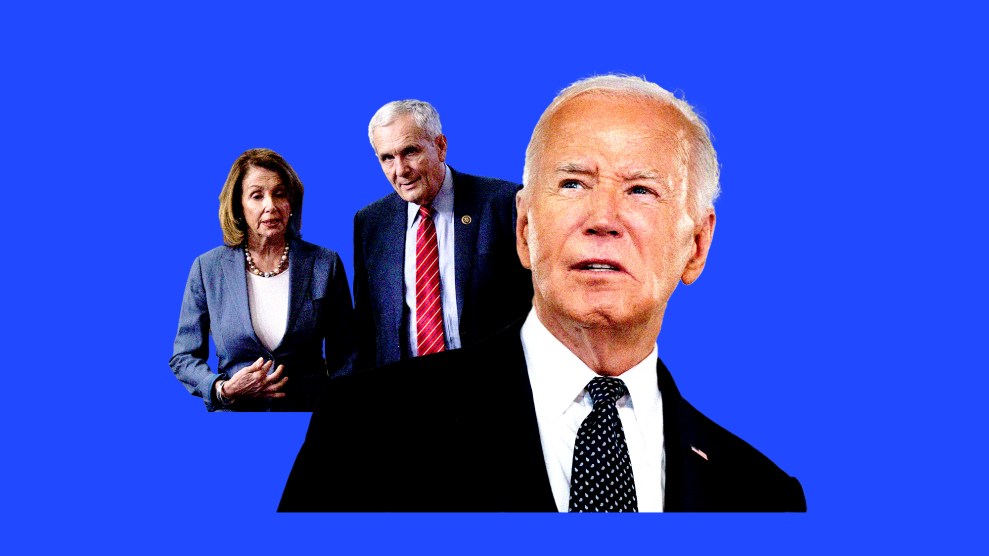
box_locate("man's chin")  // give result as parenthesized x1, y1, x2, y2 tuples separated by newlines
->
(395, 189, 423, 204)
(571, 311, 631, 330)
(549, 302, 635, 331)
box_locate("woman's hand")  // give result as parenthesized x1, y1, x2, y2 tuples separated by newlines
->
(220, 357, 288, 401)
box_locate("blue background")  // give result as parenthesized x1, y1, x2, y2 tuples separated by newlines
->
(4, 1, 985, 553)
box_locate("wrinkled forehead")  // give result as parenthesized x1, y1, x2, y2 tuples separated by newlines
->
(372, 114, 431, 151)
(537, 94, 691, 177)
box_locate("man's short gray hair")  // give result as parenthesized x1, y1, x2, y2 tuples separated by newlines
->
(523, 75, 720, 218)
(368, 99, 443, 150)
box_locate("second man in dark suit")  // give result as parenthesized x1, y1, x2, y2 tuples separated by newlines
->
(353, 100, 532, 370)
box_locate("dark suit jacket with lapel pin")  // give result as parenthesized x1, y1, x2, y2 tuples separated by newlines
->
(352, 167, 533, 370)
(278, 320, 807, 511)
(170, 237, 356, 411)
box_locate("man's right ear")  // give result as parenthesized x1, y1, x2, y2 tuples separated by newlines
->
(516, 190, 532, 270)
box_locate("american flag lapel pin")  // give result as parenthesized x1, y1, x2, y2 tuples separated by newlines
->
(690, 445, 709, 461)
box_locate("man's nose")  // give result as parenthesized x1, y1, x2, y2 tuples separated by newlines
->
(584, 189, 623, 237)
(395, 156, 412, 177)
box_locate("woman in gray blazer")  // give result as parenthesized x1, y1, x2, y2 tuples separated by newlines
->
(170, 148, 355, 411)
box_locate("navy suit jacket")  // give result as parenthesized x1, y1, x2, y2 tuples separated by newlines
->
(170, 237, 355, 411)
(279, 319, 807, 512)
(352, 168, 533, 370)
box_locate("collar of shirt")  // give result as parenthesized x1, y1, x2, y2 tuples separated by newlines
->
(407, 165, 453, 229)
(521, 308, 660, 423)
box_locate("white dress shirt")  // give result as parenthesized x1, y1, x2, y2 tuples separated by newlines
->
(246, 268, 289, 352)
(520, 309, 666, 512)
(404, 165, 461, 356)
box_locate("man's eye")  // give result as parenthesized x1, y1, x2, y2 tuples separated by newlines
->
(629, 185, 654, 195)
(561, 179, 583, 189)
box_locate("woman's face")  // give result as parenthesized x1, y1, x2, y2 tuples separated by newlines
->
(241, 166, 291, 245)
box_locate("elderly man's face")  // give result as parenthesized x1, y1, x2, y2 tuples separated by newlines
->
(372, 114, 448, 206)
(517, 94, 715, 335)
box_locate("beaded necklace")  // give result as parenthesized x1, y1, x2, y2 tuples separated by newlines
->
(245, 243, 289, 277)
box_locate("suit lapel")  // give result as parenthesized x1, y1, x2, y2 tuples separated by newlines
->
(222, 245, 261, 349)
(464, 322, 556, 511)
(656, 358, 715, 511)
(451, 168, 479, 323)
(286, 237, 314, 339)
(378, 195, 408, 357)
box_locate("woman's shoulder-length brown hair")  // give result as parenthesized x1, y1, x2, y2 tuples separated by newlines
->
(218, 148, 305, 247)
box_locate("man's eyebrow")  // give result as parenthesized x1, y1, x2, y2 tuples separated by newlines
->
(621, 169, 662, 180)
(555, 162, 595, 175)
(555, 163, 663, 181)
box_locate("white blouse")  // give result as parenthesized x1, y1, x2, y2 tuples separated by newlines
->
(246, 269, 290, 351)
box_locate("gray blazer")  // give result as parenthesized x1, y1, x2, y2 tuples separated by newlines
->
(170, 238, 355, 411)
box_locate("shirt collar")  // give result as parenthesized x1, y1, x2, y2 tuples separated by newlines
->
(521, 308, 659, 420)
(407, 165, 453, 229)
(620, 340, 661, 414)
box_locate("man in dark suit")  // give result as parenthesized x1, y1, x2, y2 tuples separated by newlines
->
(280, 76, 805, 511)
(352, 99, 532, 370)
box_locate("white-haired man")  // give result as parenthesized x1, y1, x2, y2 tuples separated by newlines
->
(352, 99, 532, 371)
(281, 77, 805, 512)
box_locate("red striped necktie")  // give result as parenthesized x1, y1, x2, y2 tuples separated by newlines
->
(415, 205, 446, 356)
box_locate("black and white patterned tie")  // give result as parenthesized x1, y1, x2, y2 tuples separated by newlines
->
(568, 376, 638, 512)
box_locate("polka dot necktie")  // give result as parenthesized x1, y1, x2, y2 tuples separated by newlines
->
(568, 376, 638, 512)
(415, 205, 446, 356)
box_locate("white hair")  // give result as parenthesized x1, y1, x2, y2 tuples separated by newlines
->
(522, 75, 720, 218)
(368, 99, 443, 149)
